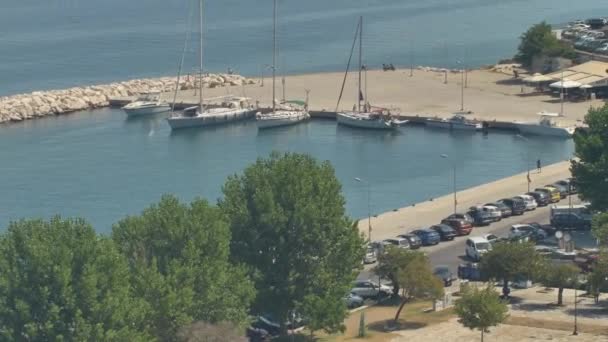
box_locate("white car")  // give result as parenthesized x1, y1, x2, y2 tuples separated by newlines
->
(482, 233, 500, 244)
(383, 237, 410, 249)
(351, 280, 392, 299)
(465, 237, 492, 262)
(515, 194, 537, 211)
(508, 224, 534, 241)
(363, 245, 377, 264)
(480, 205, 502, 222)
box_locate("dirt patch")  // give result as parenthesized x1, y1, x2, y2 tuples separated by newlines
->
(506, 316, 608, 336)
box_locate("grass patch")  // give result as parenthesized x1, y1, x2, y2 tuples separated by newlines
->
(506, 316, 608, 336)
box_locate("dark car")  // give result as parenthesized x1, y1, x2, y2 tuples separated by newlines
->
(527, 222, 557, 235)
(433, 265, 455, 287)
(441, 218, 473, 236)
(499, 197, 526, 215)
(547, 183, 568, 199)
(526, 191, 550, 207)
(466, 207, 494, 226)
(410, 228, 441, 246)
(551, 213, 592, 230)
(444, 213, 475, 226)
(430, 224, 457, 241)
(398, 233, 422, 249)
(554, 179, 577, 195)
(485, 202, 512, 218)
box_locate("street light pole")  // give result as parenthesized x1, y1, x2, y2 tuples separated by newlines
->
(516, 135, 531, 192)
(355, 177, 372, 242)
(573, 279, 579, 335)
(441, 154, 457, 214)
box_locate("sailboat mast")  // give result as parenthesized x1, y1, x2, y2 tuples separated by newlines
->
(272, 0, 277, 113)
(357, 16, 362, 112)
(199, 0, 204, 110)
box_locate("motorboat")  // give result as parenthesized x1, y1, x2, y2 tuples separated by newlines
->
(122, 93, 170, 117)
(256, 1, 310, 129)
(257, 101, 310, 129)
(166, 0, 256, 130)
(167, 97, 255, 130)
(425, 114, 482, 131)
(515, 112, 576, 138)
(336, 110, 406, 130)
(335, 17, 405, 131)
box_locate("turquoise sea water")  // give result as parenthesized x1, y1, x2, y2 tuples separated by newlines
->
(0, 0, 589, 231)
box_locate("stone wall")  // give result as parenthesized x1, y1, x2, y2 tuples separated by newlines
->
(0, 74, 255, 123)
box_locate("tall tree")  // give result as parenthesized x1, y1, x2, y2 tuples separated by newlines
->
(112, 195, 255, 341)
(177, 321, 247, 342)
(480, 242, 544, 297)
(455, 284, 509, 342)
(540, 263, 580, 305)
(0, 217, 150, 341)
(373, 246, 412, 296)
(572, 104, 608, 211)
(588, 252, 608, 304)
(592, 213, 608, 246)
(515, 21, 576, 67)
(220, 152, 365, 334)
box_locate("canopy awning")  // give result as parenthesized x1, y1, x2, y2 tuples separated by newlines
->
(550, 79, 582, 89)
(523, 73, 554, 83)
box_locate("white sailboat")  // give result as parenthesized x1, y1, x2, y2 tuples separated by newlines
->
(336, 17, 405, 130)
(256, 0, 309, 129)
(122, 93, 171, 117)
(167, 0, 255, 130)
(515, 112, 576, 138)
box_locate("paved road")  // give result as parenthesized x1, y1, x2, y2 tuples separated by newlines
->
(357, 195, 583, 281)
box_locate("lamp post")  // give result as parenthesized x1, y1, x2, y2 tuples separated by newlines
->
(573, 275, 579, 335)
(516, 135, 532, 192)
(440, 154, 457, 214)
(355, 177, 372, 242)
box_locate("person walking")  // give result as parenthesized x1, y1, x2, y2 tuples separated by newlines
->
(537, 158, 542, 173)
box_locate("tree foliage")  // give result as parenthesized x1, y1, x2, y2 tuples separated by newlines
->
(572, 104, 608, 212)
(592, 213, 608, 246)
(515, 21, 576, 66)
(540, 263, 580, 305)
(220, 152, 365, 334)
(177, 321, 247, 342)
(0, 217, 150, 341)
(375, 249, 444, 323)
(455, 284, 508, 342)
(588, 252, 608, 304)
(480, 242, 544, 293)
(112, 195, 255, 341)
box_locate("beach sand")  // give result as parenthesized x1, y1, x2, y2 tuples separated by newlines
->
(174, 68, 604, 126)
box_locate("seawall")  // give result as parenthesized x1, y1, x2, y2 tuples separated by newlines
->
(0, 74, 255, 124)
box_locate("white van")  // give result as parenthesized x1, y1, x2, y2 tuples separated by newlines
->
(465, 237, 492, 261)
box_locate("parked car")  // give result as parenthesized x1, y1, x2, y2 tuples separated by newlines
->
(526, 191, 550, 206)
(485, 202, 512, 218)
(369, 240, 391, 255)
(430, 224, 457, 241)
(410, 228, 441, 246)
(443, 213, 475, 226)
(514, 194, 537, 211)
(482, 233, 500, 245)
(344, 293, 364, 309)
(509, 224, 548, 242)
(535, 187, 560, 203)
(465, 237, 492, 261)
(481, 205, 502, 222)
(440, 217, 473, 236)
(527, 222, 557, 235)
(433, 265, 455, 287)
(554, 179, 576, 194)
(351, 280, 392, 299)
(499, 197, 526, 215)
(546, 183, 568, 199)
(363, 245, 377, 264)
(466, 206, 495, 226)
(383, 237, 410, 249)
(397, 233, 422, 249)
(550, 213, 592, 230)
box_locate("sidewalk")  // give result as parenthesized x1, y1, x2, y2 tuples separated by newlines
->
(359, 161, 572, 241)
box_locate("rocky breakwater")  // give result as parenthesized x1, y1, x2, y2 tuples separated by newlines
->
(0, 73, 255, 124)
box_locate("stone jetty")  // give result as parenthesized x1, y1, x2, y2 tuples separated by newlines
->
(0, 74, 255, 124)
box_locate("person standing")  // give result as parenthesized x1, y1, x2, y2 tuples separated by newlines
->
(537, 159, 542, 173)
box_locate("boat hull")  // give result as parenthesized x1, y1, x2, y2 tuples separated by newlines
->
(336, 112, 398, 130)
(516, 123, 574, 138)
(123, 104, 171, 117)
(167, 108, 256, 129)
(425, 119, 480, 131)
(257, 112, 310, 129)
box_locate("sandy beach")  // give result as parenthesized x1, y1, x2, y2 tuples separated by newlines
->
(173, 67, 604, 126)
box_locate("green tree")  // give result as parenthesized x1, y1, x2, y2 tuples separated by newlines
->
(112, 195, 255, 341)
(298, 291, 347, 338)
(480, 242, 544, 297)
(540, 263, 580, 305)
(378, 250, 444, 323)
(588, 251, 608, 304)
(455, 284, 509, 342)
(220, 152, 365, 334)
(572, 104, 608, 211)
(177, 321, 247, 342)
(515, 21, 576, 67)
(592, 213, 608, 246)
(0, 217, 150, 341)
(373, 246, 411, 296)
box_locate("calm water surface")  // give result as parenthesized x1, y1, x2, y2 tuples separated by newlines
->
(0, 111, 573, 232)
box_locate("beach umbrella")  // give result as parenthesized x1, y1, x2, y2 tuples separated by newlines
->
(549, 78, 581, 89)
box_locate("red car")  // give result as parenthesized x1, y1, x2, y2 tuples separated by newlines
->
(441, 217, 473, 236)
